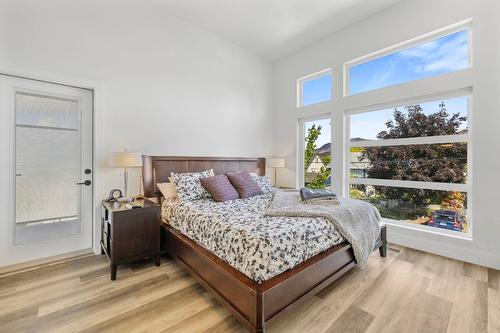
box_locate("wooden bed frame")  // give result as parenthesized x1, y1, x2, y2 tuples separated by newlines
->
(143, 156, 387, 333)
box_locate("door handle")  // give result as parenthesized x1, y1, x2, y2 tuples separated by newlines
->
(77, 180, 92, 186)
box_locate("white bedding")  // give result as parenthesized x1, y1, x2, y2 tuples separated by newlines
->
(161, 193, 344, 283)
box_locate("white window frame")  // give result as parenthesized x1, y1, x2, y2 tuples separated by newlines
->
(345, 91, 473, 239)
(297, 68, 332, 108)
(343, 18, 473, 97)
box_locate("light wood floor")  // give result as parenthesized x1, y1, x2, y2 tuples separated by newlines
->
(1, 244, 499, 333)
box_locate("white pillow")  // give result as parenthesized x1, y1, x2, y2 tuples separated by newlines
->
(170, 169, 214, 201)
(251, 174, 275, 194)
(157, 182, 177, 200)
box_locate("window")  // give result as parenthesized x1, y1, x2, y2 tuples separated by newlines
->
(347, 29, 470, 95)
(298, 69, 332, 107)
(302, 117, 331, 189)
(347, 95, 470, 234)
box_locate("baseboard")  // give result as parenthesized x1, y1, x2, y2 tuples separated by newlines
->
(0, 248, 93, 277)
(388, 227, 500, 270)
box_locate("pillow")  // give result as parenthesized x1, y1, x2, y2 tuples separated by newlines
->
(200, 174, 239, 202)
(226, 170, 264, 199)
(157, 182, 177, 200)
(170, 169, 214, 201)
(252, 174, 274, 194)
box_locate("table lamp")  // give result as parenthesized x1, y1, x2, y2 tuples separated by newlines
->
(267, 158, 285, 187)
(109, 151, 143, 200)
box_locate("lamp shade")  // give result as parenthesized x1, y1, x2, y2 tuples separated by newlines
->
(267, 158, 285, 168)
(109, 152, 143, 168)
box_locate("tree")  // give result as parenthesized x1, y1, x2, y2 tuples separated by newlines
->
(304, 124, 322, 172)
(308, 166, 330, 189)
(319, 154, 331, 166)
(361, 103, 467, 209)
(304, 125, 331, 189)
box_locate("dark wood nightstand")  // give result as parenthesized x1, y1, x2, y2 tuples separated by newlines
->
(101, 198, 161, 280)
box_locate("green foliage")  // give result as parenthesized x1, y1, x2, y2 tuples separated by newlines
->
(308, 166, 330, 189)
(319, 154, 331, 166)
(349, 188, 365, 199)
(304, 125, 331, 189)
(376, 205, 431, 221)
(304, 124, 322, 173)
(361, 103, 467, 206)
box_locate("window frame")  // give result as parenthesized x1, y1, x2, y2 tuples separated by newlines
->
(343, 19, 473, 97)
(297, 68, 332, 108)
(345, 90, 473, 238)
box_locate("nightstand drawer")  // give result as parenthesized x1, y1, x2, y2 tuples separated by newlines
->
(104, 220, 111, 239)
(101, 218, 111, 239)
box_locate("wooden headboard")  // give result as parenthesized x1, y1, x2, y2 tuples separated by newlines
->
(142, 156, 266, 198)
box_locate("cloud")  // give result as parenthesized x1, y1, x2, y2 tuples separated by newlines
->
(350, 30, 468, 94)
(397, 30, 468, 74)
(419, 52, 468, 73)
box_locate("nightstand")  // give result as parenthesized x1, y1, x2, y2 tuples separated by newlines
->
(101, 198, 161, 280)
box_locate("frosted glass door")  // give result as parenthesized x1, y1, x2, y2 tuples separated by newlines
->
(0, 74, 92, 266)
(15, 92, 82, 244)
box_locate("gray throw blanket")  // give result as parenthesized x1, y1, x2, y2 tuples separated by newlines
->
(265, 190, 381, 268)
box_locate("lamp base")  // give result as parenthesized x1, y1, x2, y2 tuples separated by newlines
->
(117, 197, 133, 203)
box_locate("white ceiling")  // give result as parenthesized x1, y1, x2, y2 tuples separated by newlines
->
(158, 0, 401, 60)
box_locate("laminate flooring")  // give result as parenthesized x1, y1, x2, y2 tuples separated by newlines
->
(0, 244, 498, 333)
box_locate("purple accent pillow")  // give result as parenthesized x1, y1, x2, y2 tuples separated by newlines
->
(200, 174, 239, 202)
(226, 171, 264, 199)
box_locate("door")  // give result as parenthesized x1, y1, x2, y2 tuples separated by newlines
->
(0, 75, 93, 266)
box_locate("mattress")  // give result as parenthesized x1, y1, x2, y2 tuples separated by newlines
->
(161, 193, 344, 283)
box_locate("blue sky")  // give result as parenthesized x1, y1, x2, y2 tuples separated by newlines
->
(350, 96, 468, 140)
(305, 95, 468, 148)
(303, 74, 332, 106)
(305, 118, 331, 148)
(302, 30, 469, 146)
(350, 30, 468, 94)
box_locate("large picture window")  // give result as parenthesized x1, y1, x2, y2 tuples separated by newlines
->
(347, 95, 470, 234)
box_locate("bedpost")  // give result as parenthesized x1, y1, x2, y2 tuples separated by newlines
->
(379, 224, 387, 257)
(249, 290, 265, 333)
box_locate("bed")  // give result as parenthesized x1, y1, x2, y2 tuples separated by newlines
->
(143, 156, 387, 333)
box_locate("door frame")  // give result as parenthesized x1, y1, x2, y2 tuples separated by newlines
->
(0, 62, 105, 263)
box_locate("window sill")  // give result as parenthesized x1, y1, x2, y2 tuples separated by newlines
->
(381, 218, 473, 241)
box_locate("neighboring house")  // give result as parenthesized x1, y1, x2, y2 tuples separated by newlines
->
(349, 149, 370, 178)
(313, 140, 371, 178)
(349, 138, 370, 178)
(306, 155, 325, 173)
(305, 155, 327, 184)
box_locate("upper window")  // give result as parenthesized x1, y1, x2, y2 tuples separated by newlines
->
(348, 29, 470, 95)
(298, 70, 332, 107)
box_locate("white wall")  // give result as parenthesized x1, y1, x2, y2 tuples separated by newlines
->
(273, 0, 500, 268)
(0, 0, 273, 264)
